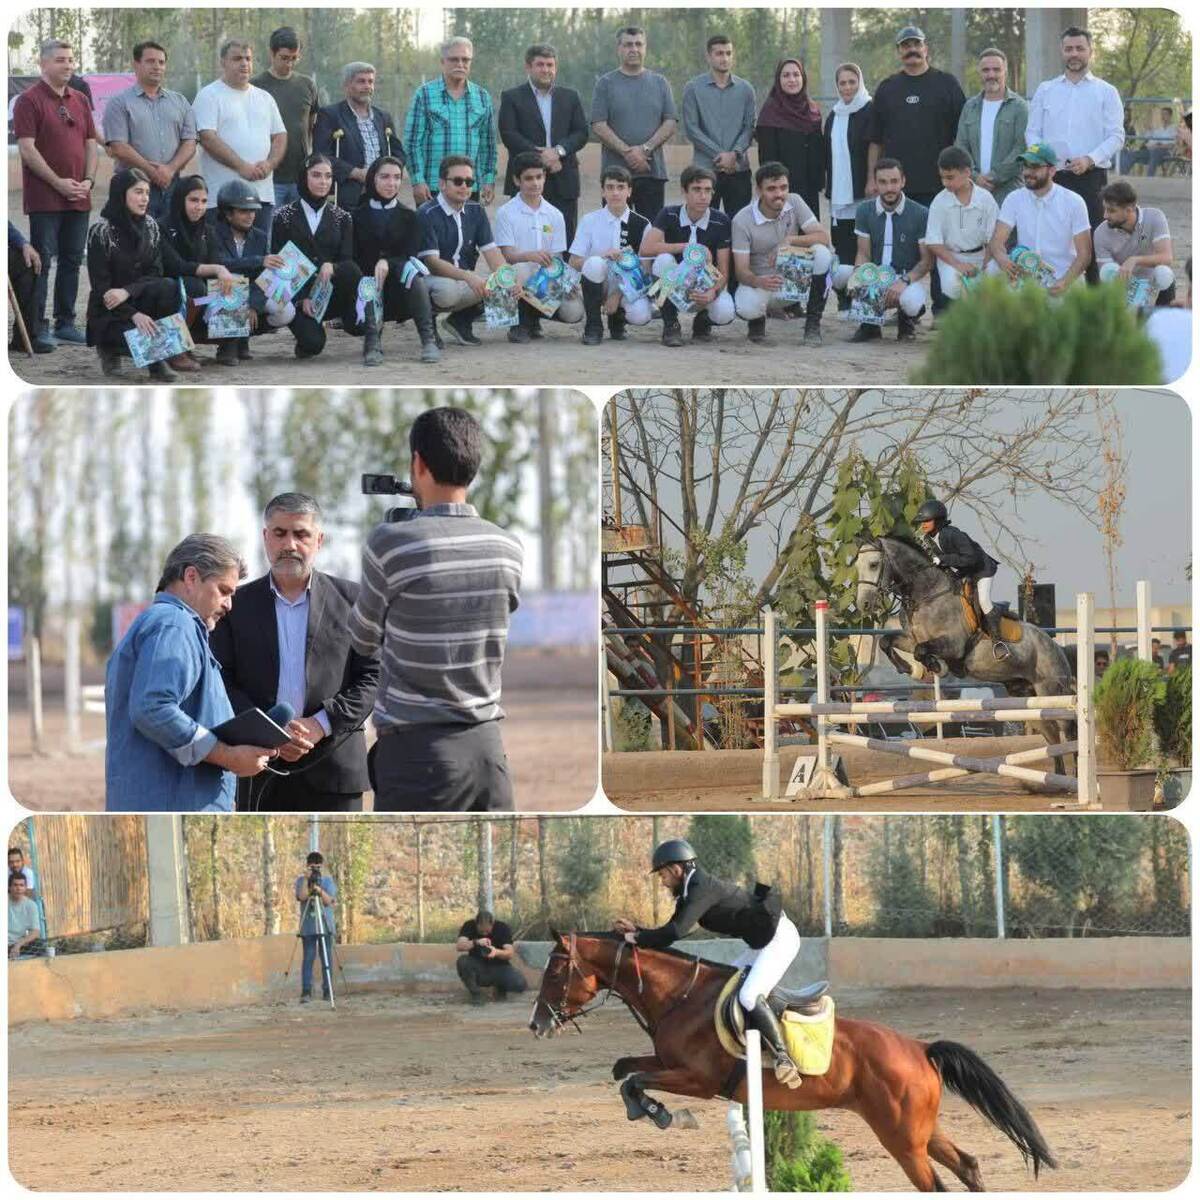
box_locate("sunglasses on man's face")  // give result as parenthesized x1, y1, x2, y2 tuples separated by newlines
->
(446, 175, 475, 188)
(57, 105, 76, 126)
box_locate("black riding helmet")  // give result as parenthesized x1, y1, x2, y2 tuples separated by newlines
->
(914, 499, 948, 529)
(650, 838, 697, 873)
(216, 180, 262, 212)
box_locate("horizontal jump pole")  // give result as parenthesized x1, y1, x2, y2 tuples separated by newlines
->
(827, 732, 1080, 792)
(847, 741, 1079, 797)
(776, 696, 1075, 715)
(777, 707, 1077, 724)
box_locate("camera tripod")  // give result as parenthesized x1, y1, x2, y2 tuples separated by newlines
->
(283, 885, 343, 1010)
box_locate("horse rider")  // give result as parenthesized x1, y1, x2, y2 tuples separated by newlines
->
(613, 838, 803, 1088)
(914, 498, 1009, 658)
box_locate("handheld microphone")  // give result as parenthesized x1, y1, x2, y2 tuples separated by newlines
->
(266, 701, 296, 728)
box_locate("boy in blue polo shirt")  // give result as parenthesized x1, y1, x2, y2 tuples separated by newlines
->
(642, 165, 735, 345)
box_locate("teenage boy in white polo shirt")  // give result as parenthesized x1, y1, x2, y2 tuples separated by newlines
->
(924, 145, 999, 302)
(988, 143, 1091, 293)
(494, 150, 583, 341)
(568, 164, 653, 345)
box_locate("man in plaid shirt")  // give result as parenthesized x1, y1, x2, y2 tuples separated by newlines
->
(404, 36, 496, 205)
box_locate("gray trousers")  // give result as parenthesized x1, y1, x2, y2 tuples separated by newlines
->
(370, 722, 514, 812)
(456, 952, 528, 997)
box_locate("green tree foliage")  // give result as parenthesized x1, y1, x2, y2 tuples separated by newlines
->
(1154, 666, 1191, 768)
(1092, 8, 1192, 104)
(686, 815, 756, 884)
(867, 820, 936, 936)
(766, 1110, 853, 1192)
(556, 819, 607, 926)
(1007, 815, 1145, 935)
(912, 278, 1163, 386)
(1094, 657, 1167, 769)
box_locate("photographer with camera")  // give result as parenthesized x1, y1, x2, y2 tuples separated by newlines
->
(293, 851, 337, 1003)
(455, 909, 528, 1005)
(348, 407, 524, 812)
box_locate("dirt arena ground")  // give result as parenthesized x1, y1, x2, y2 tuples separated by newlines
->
(9, 149, 1191, 388)
(604, 736, 1144, 812)
(6, 646, 598, 812)
(8, 984, 1189, 1192)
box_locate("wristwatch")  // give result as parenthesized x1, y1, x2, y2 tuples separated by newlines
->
(554, 144, 565, 156)
(641, 143, 653, 155)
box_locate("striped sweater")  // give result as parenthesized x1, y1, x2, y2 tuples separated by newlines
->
(348, 503, 523, 729)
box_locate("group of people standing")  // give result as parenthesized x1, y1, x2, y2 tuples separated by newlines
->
(8, 21, 1185, 372)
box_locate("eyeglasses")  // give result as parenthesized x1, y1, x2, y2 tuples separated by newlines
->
(445, 175, 475, 187)
(57, 104, 76, 127)
(445, 57, 472, 65)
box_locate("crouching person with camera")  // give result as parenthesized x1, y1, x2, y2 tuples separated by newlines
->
(349, 408, 524, 812)
(294, 851, 337, 1003)
(455, 909, 528, 1005)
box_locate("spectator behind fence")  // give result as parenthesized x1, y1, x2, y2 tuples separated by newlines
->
(1168, 630, 1192, 673)
(251, 26, 321, 209)
(313, 60, 405, 210)
(193, 38, 286, 235)
(8, 874, 45, 960)
(1120, 106, 1179, 177)
(7, 849, 37, 898)
(102, 40, 196, 221)
(12, 38, 99, 351)
(591, 26, 678, 219)
(404, 36, 496, 205)
(455, 909, 528, 1004)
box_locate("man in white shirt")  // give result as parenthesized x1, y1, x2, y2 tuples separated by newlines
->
(193, 39, 287, 234)
(987, 143, 1091, 293)
(568, 164, 653, 345)
(494, 150, 583, 341)
(1026, 25, 1123, 280)
(925, 145, 999, 301)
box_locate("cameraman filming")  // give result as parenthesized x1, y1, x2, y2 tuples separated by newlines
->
(348, 407, 524, 811)
(293, 851, 337, 1003)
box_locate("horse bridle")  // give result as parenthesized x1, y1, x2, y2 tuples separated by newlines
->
(533, 933, 701, 1038)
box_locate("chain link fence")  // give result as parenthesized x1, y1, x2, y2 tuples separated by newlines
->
(173, 814, 1189, 947)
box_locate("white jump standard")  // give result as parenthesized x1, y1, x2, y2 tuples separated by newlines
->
(761, 593, 1099, 807)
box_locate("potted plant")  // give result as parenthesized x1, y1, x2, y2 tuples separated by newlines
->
(1154, 666, 1191, 808)
(1094, 657, 1166, 810)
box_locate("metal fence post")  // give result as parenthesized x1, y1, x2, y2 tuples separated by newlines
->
(761, 607, 778, 798)
(1136, 580, 1152, 662)
(992, 815, 1006, 939)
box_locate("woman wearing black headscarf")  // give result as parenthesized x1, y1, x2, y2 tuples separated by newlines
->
(270, 152, 378, 363)
(353, 155, 440, 364)
(754, 58, 825, 220)
(85, 166, 186, 380)
(160, 174, 241, 368)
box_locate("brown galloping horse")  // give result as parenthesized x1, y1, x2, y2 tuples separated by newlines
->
(529, 933, 1056, 1192)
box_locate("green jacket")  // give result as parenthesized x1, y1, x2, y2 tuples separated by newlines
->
(954, 89, 1029, 205)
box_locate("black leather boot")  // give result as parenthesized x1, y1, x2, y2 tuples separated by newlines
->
(362, 308, 383, 366)
(581, 278, 604, 345)
(746, 997, 802, 1089)
(660, 299, 683, 347)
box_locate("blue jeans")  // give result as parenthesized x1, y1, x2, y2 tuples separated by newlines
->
(301, 933, 333, 996)
(148, 181, 175, 221)
(273, 182, 300, 207)
(28, 209, 89, 333)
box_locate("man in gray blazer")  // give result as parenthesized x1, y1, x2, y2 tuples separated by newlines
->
(955, 47, 1028, 207)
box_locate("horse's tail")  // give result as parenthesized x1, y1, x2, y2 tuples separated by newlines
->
(926, 1040, 1058, 1178)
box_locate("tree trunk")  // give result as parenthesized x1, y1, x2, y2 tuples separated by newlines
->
(831, 816, 845, 934)
(651, 816, 662, 923)
(508, 819, 519, 923)
(955, 817, 974, 935)
(262, 817, 279, 935)
(209, 816, 222, 940)
(802, 820, 815, 929)
(537, 818, 550, 932)
(415, 821, 426, 941)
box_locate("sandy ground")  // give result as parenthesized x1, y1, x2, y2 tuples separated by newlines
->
(7, 984, 1189, 1192)
(6, 647, 598, 812)
(9, 149, 1191, 388)
(603, 736, 1143, 812)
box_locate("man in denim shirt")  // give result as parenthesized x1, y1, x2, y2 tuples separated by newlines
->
(105, 534, 279, 812)
(294, 851, 337, 1002)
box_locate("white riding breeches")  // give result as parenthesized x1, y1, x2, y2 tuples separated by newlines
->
(513, 261, 584, 323)
(977, 575, 994, 613)
(581, 255, 653, 324)
(734, 911, 802, 1009)
(650, 253, 736, 323)
(936, 250, 986, 300)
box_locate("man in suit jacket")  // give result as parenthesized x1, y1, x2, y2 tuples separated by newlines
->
(210, 493, 380, 812)
(498, 44, 589, 247)
(313, 61, 405, 209)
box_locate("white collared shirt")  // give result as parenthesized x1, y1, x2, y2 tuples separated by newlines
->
(570, 204, 633, 257)
(528, 78, 554, 147)
(1027, 71, 1125, 168)
(299, 199, 323, 235)
(925, 184, 999, 253)
(678, 207, 711, 241)
(268, 577, 331, 737)
(436, 190, 466, 267)
(998, 182, 1091, 279)
(493, 193, 568, 254)
(875, 194, 907, 267)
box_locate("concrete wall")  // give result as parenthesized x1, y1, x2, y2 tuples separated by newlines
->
(9, 935, 1187, 1027)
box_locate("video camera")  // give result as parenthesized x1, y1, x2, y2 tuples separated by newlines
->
(362, 474, 419, 523)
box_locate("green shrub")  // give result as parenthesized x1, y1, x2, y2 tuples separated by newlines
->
(765, 1110, 853, 1192)
(912, 276, 1162, 384)
(1095, 658, 1167, 770)
(1154, 666, 1192, 767)
(612, 699, 655, 751)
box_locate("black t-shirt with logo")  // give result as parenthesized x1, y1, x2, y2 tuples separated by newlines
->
(1169, 644, 1192, 670)
(459, 918, 516, 957)
(867, 68, 966, 195)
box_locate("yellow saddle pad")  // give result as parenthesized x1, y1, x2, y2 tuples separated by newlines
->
(959, 585, 1023, 642)
(714, 972, 836, 1077)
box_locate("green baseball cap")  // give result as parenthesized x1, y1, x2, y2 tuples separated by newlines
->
(1017, 143, 1058, 166)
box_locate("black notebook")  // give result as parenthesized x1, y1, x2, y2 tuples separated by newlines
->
(211, 708, 293, 750)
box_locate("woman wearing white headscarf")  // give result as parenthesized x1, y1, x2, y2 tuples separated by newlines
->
(822, 63, 873, 311)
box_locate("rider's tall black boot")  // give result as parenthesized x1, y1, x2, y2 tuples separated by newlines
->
(746, 997, 802, 1089)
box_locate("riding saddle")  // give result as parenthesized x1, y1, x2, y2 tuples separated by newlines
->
(960, 582, 1024, 643)
(715, 970, 836, 1076)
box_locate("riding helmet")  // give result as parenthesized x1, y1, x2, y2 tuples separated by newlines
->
(650, 838, 697, 873)
(914, 499, 948, 528)
(216, 180, 262, 211)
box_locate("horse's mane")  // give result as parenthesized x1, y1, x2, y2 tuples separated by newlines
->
(568, 931, 738, 974)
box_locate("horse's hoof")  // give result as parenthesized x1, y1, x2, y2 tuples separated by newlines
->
(673, 1108, 700, 1130)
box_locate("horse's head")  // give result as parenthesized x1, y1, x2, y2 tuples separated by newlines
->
(855, 538, 891, 615)
(529, 931, 616, 1038)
